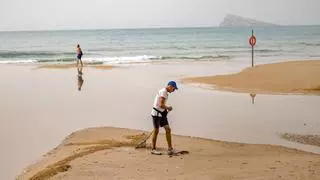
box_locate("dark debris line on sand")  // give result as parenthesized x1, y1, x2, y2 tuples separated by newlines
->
(280, 133, 320, 147)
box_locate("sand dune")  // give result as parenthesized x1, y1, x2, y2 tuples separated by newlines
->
(183, 60, 320, 95)
(17, 127, 320, 180)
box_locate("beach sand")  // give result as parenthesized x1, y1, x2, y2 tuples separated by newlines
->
(1, 61, 319, 179)
(37, 64, 114, 70)
(183, 60, 320, 95)
(17, 127, 320, 180)
(281, 133, 320, 147)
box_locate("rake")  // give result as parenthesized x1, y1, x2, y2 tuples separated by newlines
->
(135, 129, 154, 149)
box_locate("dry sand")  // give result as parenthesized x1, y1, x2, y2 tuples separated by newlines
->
(17, 127, 320, 180)
(183, 60, 320, 95)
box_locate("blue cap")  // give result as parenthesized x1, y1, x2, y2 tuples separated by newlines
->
(168, 81, 178, 90)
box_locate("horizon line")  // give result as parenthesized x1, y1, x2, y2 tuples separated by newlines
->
(0, 24, 319, 33)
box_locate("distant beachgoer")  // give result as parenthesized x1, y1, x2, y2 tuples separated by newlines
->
(76, 44, 83, 67)
(77, 67, 84, 91)
(151, 81, 178, 155)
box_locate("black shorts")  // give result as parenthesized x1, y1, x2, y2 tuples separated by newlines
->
(152, 115, 168, 128)
(77, 54, 82, 60)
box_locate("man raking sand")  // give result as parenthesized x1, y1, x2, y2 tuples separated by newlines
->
(150, 81, 178, 155)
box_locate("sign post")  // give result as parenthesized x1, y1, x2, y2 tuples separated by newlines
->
(249, 30, 256, 67)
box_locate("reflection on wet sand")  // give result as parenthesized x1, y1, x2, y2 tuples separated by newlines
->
(77, 67, 84, 91)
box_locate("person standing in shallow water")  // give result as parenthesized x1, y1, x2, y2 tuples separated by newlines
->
(76, 44, 83, 67)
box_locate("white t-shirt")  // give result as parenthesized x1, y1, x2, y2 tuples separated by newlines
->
(151, 88, 168, 117)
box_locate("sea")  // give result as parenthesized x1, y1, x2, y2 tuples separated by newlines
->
(0, 26, 320, 65)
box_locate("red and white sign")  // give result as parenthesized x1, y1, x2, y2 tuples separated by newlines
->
(249, 35, 256, 47)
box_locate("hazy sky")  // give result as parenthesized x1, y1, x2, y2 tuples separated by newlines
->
(0, 0, 319, 31)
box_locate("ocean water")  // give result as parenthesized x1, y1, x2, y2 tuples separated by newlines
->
(0, 26, 320, 65)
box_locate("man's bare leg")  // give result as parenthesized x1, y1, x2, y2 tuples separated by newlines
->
(163, 125, 172, 150)
(152, 128, 159, 150)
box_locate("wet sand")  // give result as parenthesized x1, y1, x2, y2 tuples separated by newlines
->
(17, 127, 320, 180)
(183, 60, 320, 95)
(0, 61, 320, 179)
(37, 63, 114, 70)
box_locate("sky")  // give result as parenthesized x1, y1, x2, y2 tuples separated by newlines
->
(0, 0, 319, 31)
